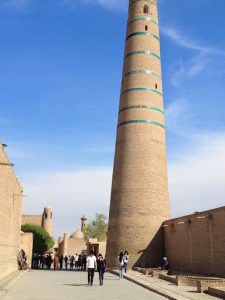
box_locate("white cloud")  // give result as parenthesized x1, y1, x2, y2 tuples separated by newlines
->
(165, 97, 225, 218)
(22, 168, 112, 238)
(161, 26, 225, 56)
(168, 132, 225, 218)
(171, 53, 210, 87)
(160, 25, 225, 86)
(21, 133, 225, 239)
(165, 97, 199, 137)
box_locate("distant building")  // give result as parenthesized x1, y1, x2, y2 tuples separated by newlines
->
(22, 205, 53, 236)
(58, 215, 106, 257)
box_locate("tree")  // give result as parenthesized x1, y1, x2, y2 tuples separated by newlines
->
(21, 224, 54, 254)
(84, 214, 108, 242)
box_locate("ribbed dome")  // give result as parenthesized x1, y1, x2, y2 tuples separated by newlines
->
(70, 229, 84, 239)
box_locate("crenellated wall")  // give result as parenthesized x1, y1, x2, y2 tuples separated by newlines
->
(164, 206, 225, 278)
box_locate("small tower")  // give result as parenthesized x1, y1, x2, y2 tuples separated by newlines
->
(62, 233, 68, 257)
(42, 205, 53, 236)
(106, 0, 170, 268)
(81, 215, 87, 232)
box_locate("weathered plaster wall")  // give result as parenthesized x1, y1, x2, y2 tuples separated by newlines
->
(0, 144, 23, 281)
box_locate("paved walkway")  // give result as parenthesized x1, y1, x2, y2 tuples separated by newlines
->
(2, 270, 165, 300)
(116, 270, 218, 300)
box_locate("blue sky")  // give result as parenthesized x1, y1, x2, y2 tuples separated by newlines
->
(1, 0, 225, 238)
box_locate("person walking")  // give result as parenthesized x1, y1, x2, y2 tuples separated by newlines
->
(59, 255, 64, 269)
(82, 254, 87, 271)
(118, 252, 124, 280)
(75, 253, 79, 269)
(65, 255, 68, 270)
(97, 254, 106, 286)
(123, 251, 129, 273)
(54, 255, 59, 271)
(86, 251, 97, 286)
(70, 255, 74, 270)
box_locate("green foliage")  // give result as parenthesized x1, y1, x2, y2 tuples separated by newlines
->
(21, 224, 54, 254)
(84, 213, 108, 242)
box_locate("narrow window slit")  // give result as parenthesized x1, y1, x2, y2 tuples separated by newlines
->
(143, 5, 149, 14)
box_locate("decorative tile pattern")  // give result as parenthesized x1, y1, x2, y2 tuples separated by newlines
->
(126, 32, 159, 41)
(125, 50, 160, 60)
(119, 105, 164, 114)
(127, 17, 158, 26)
(124, 69, 161, 78)
(117, 119, 165, 129)
(121, 87, 163, 96)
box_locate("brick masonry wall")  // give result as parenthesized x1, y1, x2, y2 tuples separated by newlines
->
(0, 144, 23, 282)
(58, 237, 86, 257)
(164, 206, 225, 277)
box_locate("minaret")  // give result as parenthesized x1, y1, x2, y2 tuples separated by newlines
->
(81, 215, 87, 232)
(106, 0, 170, 268)
(62, 233, 68, 257)
(42, 205, 53, 236)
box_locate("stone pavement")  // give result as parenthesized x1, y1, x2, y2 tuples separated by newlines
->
(0, 271, 28, 298)
(2, 270, 165, 300)
(111, 270, 219, 300)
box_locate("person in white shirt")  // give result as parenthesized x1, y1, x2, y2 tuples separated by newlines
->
(86, 251, 97, 286)
(123, 251, 129, 273)
(75, 254, 79, 269)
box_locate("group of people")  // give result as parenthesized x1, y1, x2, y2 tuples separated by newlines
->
(85, 250, 130, 286)
(86, 251, 106, 286)
(31, 253, 87, 270)
(32, 253, 54, 269)
(59, 254, 87, 270)
(22, 248, 169, 288)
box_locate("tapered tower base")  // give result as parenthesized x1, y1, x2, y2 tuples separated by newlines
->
(106, 0, 170, 268)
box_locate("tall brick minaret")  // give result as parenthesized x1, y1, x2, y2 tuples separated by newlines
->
(106, 0, 170, 268)
(42, 205, 53, 236)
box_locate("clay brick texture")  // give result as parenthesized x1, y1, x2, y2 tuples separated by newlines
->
(106, 0, 170, 269)
(164, 206, 225, 278)
(0, 144, 23, 281)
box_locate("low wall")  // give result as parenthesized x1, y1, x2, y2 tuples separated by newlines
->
(164, 206, 225, 278)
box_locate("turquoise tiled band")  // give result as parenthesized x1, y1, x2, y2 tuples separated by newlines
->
(124, 70, 161, 78)
(118, 119, 165, 129)
(121, 87, 163, 97)
(127, 17, 158, 26)
(125, 50, 160, 60)
(119, 105, 164, 114)
(126, 32, 159, 41)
